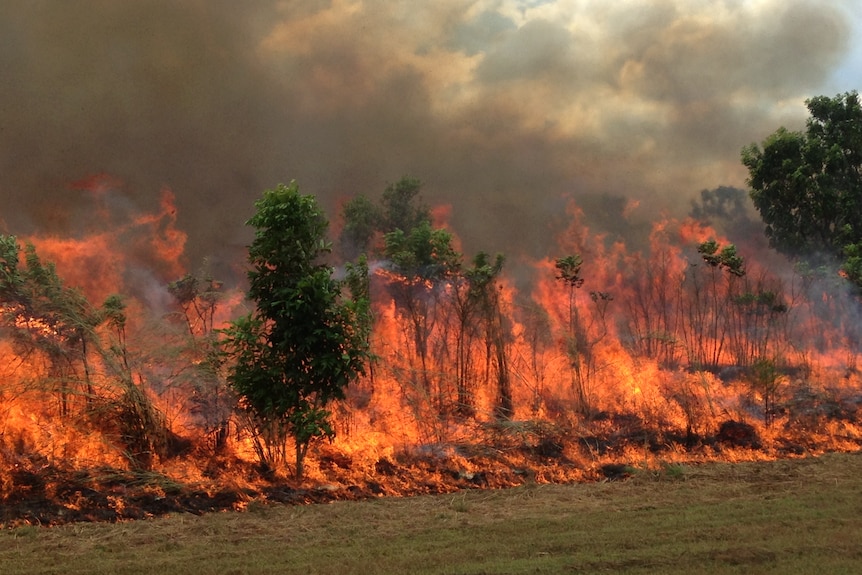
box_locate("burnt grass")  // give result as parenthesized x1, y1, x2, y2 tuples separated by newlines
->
(3, 396, 862, 529)
(1, 459, 390, 527)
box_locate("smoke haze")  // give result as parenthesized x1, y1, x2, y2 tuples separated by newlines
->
(0, 0, 856, 271)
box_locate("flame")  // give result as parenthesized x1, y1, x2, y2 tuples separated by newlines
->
(26, 185, 186, 306)
(2, 185, 862, 525)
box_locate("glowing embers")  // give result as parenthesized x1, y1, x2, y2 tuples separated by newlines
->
(0, 303, 62, 340)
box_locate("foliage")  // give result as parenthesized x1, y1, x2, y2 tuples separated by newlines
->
(338, 176, 431, 259)
(167, 271, 222, 337)
(343, 254, 373, 348)
(378, 176, 431, 237)
(445, 251, 511, 418)
(696, 240, 745, 277)
(340, 176, 478, 428)
(690, 186, 750, 223)
(681, 241, 747, 371)
(554, 254, 585, 289)
(384, 221, 460, 281)
(222, 182, 370, 478)
(338, 194, 378, 260)
(466, 252, 511, 419)
(743, 91, 862, 286)
(383, 220, 460, 405)
(339, 176, 516, 423)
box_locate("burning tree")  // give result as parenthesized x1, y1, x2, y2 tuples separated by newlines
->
(222, 182, 370, 478)
(623, 224, 685, 368)
(682, 240, 746, 372)
(465, 252, 511, 420)
(554, 254, 613, 416)
(340, 176, 468, 424)
(384, 221, 460, 407)
(0, 235, 167, 469)
(167, 270, 233, 452)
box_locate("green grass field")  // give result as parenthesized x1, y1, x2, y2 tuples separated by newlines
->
(2, 451, 861, 574)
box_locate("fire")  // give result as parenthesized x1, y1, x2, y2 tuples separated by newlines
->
(1, 179, 861, 526)
(27, 186, 186, 305)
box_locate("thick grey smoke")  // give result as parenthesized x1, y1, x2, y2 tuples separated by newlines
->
(0, 0, 854, 274)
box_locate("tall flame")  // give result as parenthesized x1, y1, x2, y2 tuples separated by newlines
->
(1, 185, 861, 523)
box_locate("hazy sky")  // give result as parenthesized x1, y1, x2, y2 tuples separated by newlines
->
(0, 0, 859, 270)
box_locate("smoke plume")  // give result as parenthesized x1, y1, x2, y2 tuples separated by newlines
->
(0, 0, 855, 273)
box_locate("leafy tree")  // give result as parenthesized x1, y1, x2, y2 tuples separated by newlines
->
(690, 186, 760, 240)
(379, 176, 431, 237)
(338, 195, 378, 260)
(338, 176, 431, 260)
(555, 255, 587, 411)
(222, 182, 369, 478)
(445, 251, 507, 418)
(748, 357, 784, 428)
(0, 236, 103, 411)
(690, 186, 750, 224)
(742, 91, 862, 285)
(167, 271, 222, 338)
(697, 240, 745, 278)
(682, 240, 746, 371)
(383, 220, 460, 400)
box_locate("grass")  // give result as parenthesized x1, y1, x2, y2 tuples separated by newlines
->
(2, 451, 861, 574)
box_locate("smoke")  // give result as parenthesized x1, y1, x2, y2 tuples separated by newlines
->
(0, 0, 854, 274)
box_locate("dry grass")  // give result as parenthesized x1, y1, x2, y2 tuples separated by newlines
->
(2, 451, 861, 574)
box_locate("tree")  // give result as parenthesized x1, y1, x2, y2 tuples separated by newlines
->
(0, 235, 167, 469)
(167, 271, 222, 339)
(338, 195, 378, 260)
(379, 176, 431, 237)
(748, 357, 784, 428)
(383, 220, 460, 402)
(337, 175, 431, 260)
(222, 182, 369, 479)
(742, 91, 862, 286)
(167, 269, 232, 452)
(682, 240, 745, 371)
(466, 252, 512, 419)
(446, 251, 508, 418)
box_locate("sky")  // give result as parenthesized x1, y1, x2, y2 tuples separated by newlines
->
(0, 0, 859, 274)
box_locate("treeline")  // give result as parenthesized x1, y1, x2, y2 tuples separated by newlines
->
(0, 92, 860, 481)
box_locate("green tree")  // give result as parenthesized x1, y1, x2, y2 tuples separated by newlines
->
(383, 220, 460, 402)
(748, 357, 784, 428)
(379, 176, 431, 237)
(742, 91, 862, 284)
(222, 182, 369, 478)
(554, 254, 613, 416)
(338, 175, 431, 260)
(338, 195, 379, 260)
